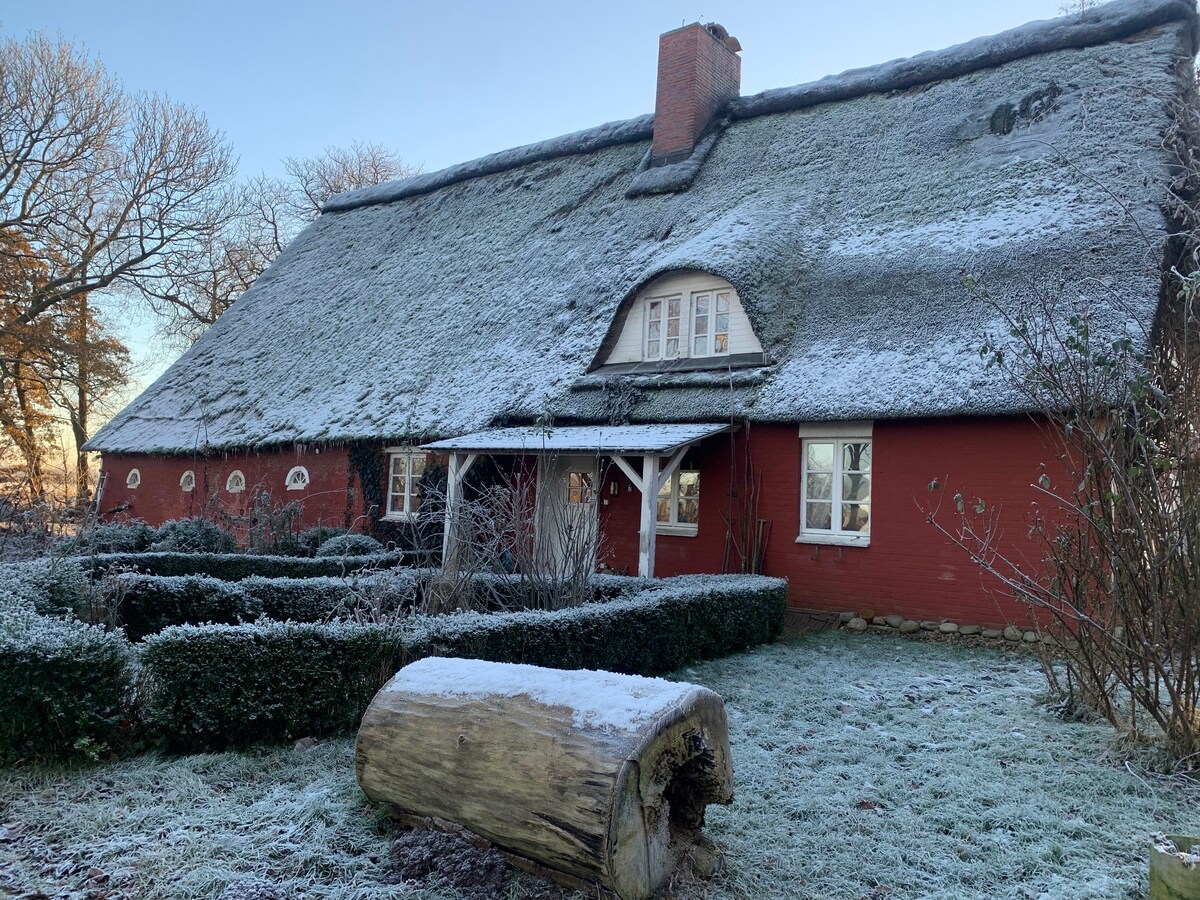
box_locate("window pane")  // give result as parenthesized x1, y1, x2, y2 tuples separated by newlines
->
(842, 473, 870, 501)
(391, 455, 406, 477)
(665, 338, 679, 357)
(715, 313, 729, 334)
(679, 471, 699, 497)
(806, 442, 834, 470)
(844, 442, 870, 472)
(716, 293, 730, 313)
(411, 456, 425, 477)
(806, 472, 832, 500)
(678, 498, 699, 524)
(648, 300, 661, 322)
(695, 295, 710, 315)
(842, 503, 870, 533)
(656, 495, 671, 523)
(647, 321, 661, 342)
(668, 297, 681, 317)
(714, 334, 728, 353)
(693, 336, 706, 355)
(805, 502, 832, 530)
(694, 316, 708, 336)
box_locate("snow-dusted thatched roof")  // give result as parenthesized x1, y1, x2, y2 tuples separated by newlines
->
(88, 0, 1199, 454)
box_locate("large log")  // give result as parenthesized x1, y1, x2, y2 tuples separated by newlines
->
(356, 657, 733, 900)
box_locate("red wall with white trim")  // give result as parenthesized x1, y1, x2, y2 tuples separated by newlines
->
(601, 417, 1061, 627)
(99, 416, 1062, 626)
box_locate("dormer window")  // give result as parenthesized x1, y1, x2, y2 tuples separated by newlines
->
(226, 470, 245, 494)
(599, 271, 763, 371)
(180, 470, 195, 492)
(645, 295, 682, 360)
(285, 466, 309, 491)
(126, 469, 141, 489)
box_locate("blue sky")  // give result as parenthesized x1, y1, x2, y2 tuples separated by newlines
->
(3, 0, 1059, 388)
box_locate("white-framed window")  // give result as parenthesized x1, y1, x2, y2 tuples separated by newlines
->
(180, 470, 195, 492)
(385, 447, 426, 520)
(656, 469, 700, 536)
(285, 465, 309, 491)
(644, 294, 683, 360)
(567, 471, 594, 505)
(691, 289, 731, 357)
(226, 470, 246, 494)
(798, 426, 871, 547)
(126, 468, 141, 489)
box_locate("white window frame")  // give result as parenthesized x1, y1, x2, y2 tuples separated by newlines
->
(180, 470, 195, 492)
(285, 465, 309, 491)
(643, 293, 684, 361)
(126, 468, 141, 489)
(690, 289, 732, 358)
(226, 470, 246, 494)
(796, 422, 872, 548)
(656, 468, 700, 537)
(384, 447, 425, 521)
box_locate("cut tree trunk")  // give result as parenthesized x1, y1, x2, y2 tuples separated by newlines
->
(356, 657, 734, 900)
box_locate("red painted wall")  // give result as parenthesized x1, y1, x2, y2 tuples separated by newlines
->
(601, 418, 1062, 627)
(100, 417, 1063, 626)
(97, 447, 363, 532)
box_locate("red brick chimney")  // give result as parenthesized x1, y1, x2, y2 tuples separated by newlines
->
(651, 22, 742, 167)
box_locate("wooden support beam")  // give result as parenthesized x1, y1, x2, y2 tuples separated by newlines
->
(638, 453, 659, 578)
(441, 452, 478, 567)
(656, 446, 689, 493)
(610, 454, 644, 493)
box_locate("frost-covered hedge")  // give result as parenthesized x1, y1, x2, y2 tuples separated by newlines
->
(0, 557, 93, 617)
(140, 574, 786, 750)
(141, 621, 409, 749)
(314, 533, 384, 558)
(114, 571, 419, 640)
(83, 551, 405, 582)
(410, 574, 788, 673)
(0, 601, 135, 762)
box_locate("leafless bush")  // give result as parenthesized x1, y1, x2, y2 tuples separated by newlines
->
(424, 456, 608, 614)
(926, 273, 1200, 765)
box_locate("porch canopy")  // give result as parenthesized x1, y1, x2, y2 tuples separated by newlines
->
(421, 423, 730, 578)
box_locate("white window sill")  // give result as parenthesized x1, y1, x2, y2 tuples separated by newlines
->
(656, 524, 699, 537)
(381, 513, 418, 523)
(286, 485, 307, 491)
(796, 531, 870, 548)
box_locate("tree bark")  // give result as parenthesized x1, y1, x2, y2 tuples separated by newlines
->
(356, 658, 733, 900)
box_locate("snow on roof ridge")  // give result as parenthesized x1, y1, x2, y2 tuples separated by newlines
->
(323, 114, 655, 213)
(323, 0, 1194, 216)
(731, 0, 1197, 121)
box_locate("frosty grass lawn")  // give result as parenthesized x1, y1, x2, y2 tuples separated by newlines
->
(3, 632, 1198, 899)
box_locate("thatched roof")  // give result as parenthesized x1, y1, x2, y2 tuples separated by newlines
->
(88, 0, 1198, 454)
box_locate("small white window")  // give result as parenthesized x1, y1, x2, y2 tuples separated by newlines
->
(180, 470, 195, 492)
(656, 469, 700, 536)
(226, 470, 246, 494)
(644, 294, 683, 360)
(798, 434, 871, 547)
(384, 448, 426, 520)
(285, 466, 309, 491)
(126, 468, 141, 489)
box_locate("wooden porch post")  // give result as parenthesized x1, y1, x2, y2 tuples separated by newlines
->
(638, 453, 659, 578)
(441, 451, 477, 568)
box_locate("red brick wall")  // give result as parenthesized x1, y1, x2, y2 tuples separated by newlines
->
(652, 23, 741, 165)
(601, 418, 1063, 627)
(97, 447, 362, 531)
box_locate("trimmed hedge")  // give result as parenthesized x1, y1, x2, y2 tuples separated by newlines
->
(141, 621, 409, 749)
(0, 601, 135, 762)
(0, 557, 92, 617)
(82, 551, 405, 581)
(115, 574, 257, 642)
(114, 571, 419, 639)
(139, 575, 786, 750)
(314, 533, 384, 558)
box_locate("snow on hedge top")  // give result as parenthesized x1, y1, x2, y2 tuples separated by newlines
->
(87, 0, 1197, 453)
(385, 657, 699, 732)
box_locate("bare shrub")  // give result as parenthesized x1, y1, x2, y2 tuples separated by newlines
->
(926, 273, 1200, 764)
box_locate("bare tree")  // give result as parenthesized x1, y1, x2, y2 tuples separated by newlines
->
(153, 144, 417, 342)
(0, 32, 235, 327)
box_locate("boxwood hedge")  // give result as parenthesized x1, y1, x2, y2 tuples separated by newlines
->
(140, 574, 786, 750)
(0, 600, 135, 762)
(82, 551, 406, 582)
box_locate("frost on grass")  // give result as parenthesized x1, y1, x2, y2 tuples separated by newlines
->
(2, 634, 1199, 899)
